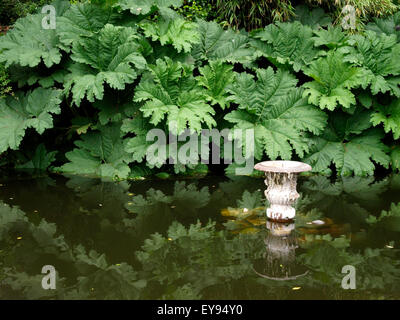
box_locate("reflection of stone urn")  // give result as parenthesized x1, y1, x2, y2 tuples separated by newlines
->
(254, 161, 312, 222)
(253, 221, 308, 280)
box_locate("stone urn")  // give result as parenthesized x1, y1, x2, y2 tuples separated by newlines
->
(254, 161, 312, 222)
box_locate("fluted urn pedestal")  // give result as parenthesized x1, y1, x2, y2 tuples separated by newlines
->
(254, 161, 312, 222)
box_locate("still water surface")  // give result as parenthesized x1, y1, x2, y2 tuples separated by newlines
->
(1, 172, 400, 299)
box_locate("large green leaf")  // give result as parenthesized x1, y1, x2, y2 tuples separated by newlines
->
(292, 5, 331, 28)
(391, 147, 400, 172)
(9, 66, 68, 89)
(312, 26, 349, 49)
(225, 68, 327, 160)
(140, 16, 199, 53)
(197, 61, 234, 110)
(134, 57, 216, 134)
(60, 124, 131, 179)
(0, 88, 62, 153)
(304, 110, 390, 176)
(57, 2, 118, 50)
(191, 20, 254, 65)
(371, 98, 400, 139)
(121, 105, 204, 172)
(94, 98, 138, 126)
(366, 11, 400, 41)
(343, 31, 400, 97)
(303, 51, 366, 111)
(64, 24, 147, 106)
(122, 113, 154, 163)
(17, 144, 57, 171)
(0, 14, 62, 68)
(251, 21, 320, 72)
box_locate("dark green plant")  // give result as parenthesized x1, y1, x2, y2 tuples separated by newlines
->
(0, 0, 50, 25)
(177, 0, 213, 21)
(213, 0, 296, 30)
(0, 63, 12, 98)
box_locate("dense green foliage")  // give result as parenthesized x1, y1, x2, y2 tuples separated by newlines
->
(1, 0, 400, 179)
(0, 0, 50, 25)
(177, 0, 213, 21)
(0, 63, 12, 98)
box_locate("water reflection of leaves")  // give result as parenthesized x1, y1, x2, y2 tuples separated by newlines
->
(127, 181, 210, 215)
(136, 220, 263, 299)
(236, 190, 263, 210)
(302, 176, 388, 204)
(299, 176, 390, 226)
(298, 234, 400, 293)
(0, 201, 147, 299)
(366, 202, 400, 227)
(363, 202, 400, 248)
(64, 245, 146, 300)
(123, 181, 210, 239)
(66, 175, 130, 221)
(2, 174, 400, 299)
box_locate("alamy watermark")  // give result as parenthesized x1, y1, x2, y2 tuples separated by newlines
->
(41, 5, 56, 30)
(341, 5, 356, 30)
(341, 265, 356, 290)
(41, 265, 56, 290)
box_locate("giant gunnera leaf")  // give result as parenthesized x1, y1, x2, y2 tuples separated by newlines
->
(224, 68, 327, 160)
(391, 147, 400, 172)
(0, 88, 62, 153)
(251, 21, 320, 72)
(140, 16, 199, 53)
(371, 98, 400, 139)
(191, 20, 254, 66)
(197, 61, 235, 110)
(121, 109, 154, 164)
(291, 5, 331, 28)
(134, 57, 216, 134)
(122, 106, 206, 172)
(0, 13, 62, 68)
(64, 24, 147, 106)
(94, 97, 138, 126)
(312, 26, 349, 49)
(343, 31, 400, 97)
(303, 51, 366, 111)
(9, 65, 68, 89)
(60, 124, 131, 179)
(303, 109, 390, 176)
(366, 11, 400, 41)
(57, 2, 118, 50)
(17, 144, 57, 171)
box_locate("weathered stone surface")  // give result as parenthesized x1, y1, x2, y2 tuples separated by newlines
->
(254, 161, 312, 222)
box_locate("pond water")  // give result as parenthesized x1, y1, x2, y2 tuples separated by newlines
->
(0, 172, 400, 300)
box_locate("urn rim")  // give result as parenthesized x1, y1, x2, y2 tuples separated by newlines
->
(254, 160, 312, 173)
